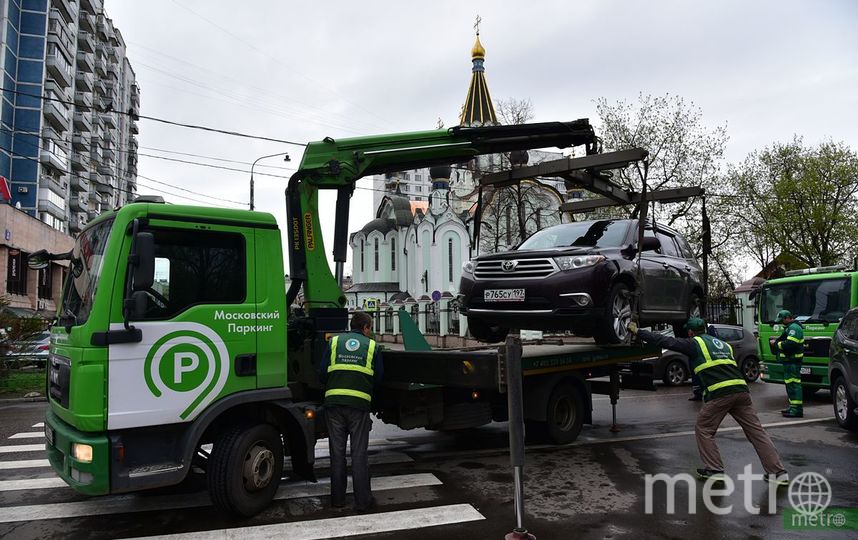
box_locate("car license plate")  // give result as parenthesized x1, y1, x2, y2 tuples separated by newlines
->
(44, 424, 54, 446)
(484, 289, 525, 302)
(800, 367, 811, 375)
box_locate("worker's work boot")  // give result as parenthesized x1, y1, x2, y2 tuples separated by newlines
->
(782, 409, 803, 418)
(696, 468, 726, 482)
(764, 470, 790, 486)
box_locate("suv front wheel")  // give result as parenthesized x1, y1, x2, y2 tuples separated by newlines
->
(593, 283, 631, 345)
(832, 375, 858, 432)
(468, 318, 509, 343)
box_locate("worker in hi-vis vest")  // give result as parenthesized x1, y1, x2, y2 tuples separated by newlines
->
(629, 317, 789, 485)
(774, 309, 805, 418)
(319, 311, 384, 512)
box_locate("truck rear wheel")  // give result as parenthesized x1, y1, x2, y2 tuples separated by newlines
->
(207, 423, 284, 517)
(543, 382, 584, 444)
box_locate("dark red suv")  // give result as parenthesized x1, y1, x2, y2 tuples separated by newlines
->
(459, 219, 704, 344)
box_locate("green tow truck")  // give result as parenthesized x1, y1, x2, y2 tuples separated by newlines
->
(38, 121, 659, 516)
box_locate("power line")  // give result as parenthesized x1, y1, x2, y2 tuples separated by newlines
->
(139, 146, 294, 170)
(0, 86, 307, 146)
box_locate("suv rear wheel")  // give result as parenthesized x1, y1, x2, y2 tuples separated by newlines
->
(673, 293, 701, 337)
(832, 375, 858, 432)
(593, 283, 631, 345)
(468, 319, 509, 343)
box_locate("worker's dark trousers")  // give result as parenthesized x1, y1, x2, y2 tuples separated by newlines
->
(783, 362, 804, 415)
(695, 391, 785, 474)
(326, 405, 373, 509)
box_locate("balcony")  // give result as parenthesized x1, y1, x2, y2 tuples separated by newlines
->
(128, 136, 138, 150)
(69, 212, 87, 233)
(72, 132, 89, 150)
(73, 111, 92, 131)
(107, 61, 119, 80)
(38, 196, 67, 221)
(94, 78, 106, 95)
(102, 146, 115, 163)
(76, 51, 94, 73)
(72, 151, 90, 171)
(52, 0, 75, 24)
(46, 52, 73, 88)
(98, 163, 113, 177)
(74, 90, 93, 109)
(48, 11, 75, 57)
(42, 100, 70, 131)
(79, 9, 96, 33)
(77, 31, 94, 53)
(39, 175, 66, 198)
(40, 140, 68, 172)
(100, 112, 117, 129)
(94, 57, 106, 77)
(76, 71, 94, 92)
(70, 193, 89, 212)
(42, 125, 61, 142)
(70, 174, 90, 192)
(90, 145, 102, 163)
(130, 120, 139, 134)
(95, 179, 112, 194)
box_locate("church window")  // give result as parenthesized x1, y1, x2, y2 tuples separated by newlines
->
(448, 239, 454, 282)
(360, 240, 365, 272)
(374, 238, 379, 271)
(391, 237, 396, 271)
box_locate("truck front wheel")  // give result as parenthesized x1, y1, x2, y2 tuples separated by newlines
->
(207, 423, 284, 517)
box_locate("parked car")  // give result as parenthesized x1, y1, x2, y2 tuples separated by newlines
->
(829, 307, 858, 432)
(459, 219, 704, 344)
(647, 324, 761, 386)
(5, 331, 50, 367)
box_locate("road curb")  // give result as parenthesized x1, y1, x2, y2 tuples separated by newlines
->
(0, 396, 47, 404)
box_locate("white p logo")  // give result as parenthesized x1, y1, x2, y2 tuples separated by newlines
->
(174, 352, 200, 384)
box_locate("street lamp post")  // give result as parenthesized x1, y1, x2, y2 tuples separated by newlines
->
(250, 152, 290, 210)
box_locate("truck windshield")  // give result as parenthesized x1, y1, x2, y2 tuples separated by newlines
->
(759, 278, 852, 324)
(59, 219, 114, 327)
(517, 220, 629, 251)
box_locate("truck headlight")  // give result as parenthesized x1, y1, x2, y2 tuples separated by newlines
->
(462, 260, 475, 274)
(72, 443, 93, 463)
(554, 255, 605, 271)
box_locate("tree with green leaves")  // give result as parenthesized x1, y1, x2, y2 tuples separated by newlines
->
(728, 139, 858, 268)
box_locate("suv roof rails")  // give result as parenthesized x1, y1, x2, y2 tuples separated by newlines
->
(131, 195, 166, 204)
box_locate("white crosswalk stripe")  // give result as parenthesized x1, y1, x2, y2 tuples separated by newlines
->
(125, 504, 485, 540)
(31, 423, 44, 428)
(8, 433, 44, 439)
(0, 444, 43, 454)
(0, 459, 49, 470)
(0, 473, 443, 524)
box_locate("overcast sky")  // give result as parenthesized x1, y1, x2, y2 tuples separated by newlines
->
(106, 0, 858, 275)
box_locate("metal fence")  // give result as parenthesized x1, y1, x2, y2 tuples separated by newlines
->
(366, 301, 463, 337)
(704, 297, 743, 326)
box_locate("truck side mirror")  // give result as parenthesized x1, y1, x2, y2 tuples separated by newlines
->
(28, 250, 50, 270)
(132, 232, 155, 291)
(641, 237, 661, 252)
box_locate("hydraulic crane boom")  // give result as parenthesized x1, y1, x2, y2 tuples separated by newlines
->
(285, 120, 598, 309)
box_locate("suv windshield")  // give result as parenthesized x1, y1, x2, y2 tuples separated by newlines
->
(760, 278, 852, 324)
(59, 219, 114, 327)
(517, 220, 629, 251)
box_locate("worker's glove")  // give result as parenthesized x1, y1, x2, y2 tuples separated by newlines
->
(627, 321, 638, 334)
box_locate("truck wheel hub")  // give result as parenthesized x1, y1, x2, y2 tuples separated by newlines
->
(552, 397, 575, 431)
(244, 444, 275, 491)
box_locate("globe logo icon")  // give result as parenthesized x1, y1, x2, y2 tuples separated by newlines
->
(788, 472, 832, 516)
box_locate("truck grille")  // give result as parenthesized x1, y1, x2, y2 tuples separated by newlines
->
(474, 258, 556, 280)
(49, 354, 70, 408)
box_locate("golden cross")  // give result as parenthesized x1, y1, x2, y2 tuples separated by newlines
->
(474, 15, 482, 35)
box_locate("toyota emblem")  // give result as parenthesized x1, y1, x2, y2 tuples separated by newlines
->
(502, 260, 517, 272)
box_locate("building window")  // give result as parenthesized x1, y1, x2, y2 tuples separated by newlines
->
(416, 185, 422, 193)
(360, 240, 365, 272)
(6, 250, 28, 296)
(374, 238, 379, 272)
(391, 237, 396, 272)
(38, 265, 53, 300)
(448, 239, 454, 282)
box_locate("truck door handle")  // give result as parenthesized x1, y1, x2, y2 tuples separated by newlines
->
(684, 265, 691, 271)
(662, 263, 670, 269)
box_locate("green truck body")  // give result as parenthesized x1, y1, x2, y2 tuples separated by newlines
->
(43, 121, 659, 516)
(757, 270, 857, 390)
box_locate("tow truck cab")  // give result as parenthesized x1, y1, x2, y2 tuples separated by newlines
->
(45, 200, 317, 499)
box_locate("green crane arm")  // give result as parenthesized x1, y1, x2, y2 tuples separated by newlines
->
(285, 120, 598, 309)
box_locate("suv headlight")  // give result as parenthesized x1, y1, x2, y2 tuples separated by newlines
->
(554, 255, 606, 271)
(462, 260, 475, 274)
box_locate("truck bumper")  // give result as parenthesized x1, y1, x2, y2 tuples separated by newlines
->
(760, 362, 829, 388)
(45, 408, 110, 496)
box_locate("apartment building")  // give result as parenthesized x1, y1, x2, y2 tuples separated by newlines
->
(0, 0, 140, 235)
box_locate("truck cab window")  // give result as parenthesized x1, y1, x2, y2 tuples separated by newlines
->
(136, 229, 246, 319)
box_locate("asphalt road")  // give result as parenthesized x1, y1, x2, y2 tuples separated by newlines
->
(1, 381, 855, 539)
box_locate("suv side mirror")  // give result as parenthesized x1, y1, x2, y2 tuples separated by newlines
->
(641, 237, 661, 252)
(132, 232, 155, 291)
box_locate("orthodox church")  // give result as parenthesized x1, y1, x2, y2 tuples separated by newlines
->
(346, 31, 574, 321)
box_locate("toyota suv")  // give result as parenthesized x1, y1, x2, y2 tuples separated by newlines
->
(459, 219, 704, 344)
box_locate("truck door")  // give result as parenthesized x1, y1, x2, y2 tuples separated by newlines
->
(107, 222, 256, 430)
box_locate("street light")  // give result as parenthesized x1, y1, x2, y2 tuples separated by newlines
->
(250, 152, 291, 211)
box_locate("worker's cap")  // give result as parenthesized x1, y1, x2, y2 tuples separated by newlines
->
(684, 317, 707, 331)
(775, 309, 792, 323)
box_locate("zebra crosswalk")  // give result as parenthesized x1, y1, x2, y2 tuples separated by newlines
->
(0, 426, 485, 539)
